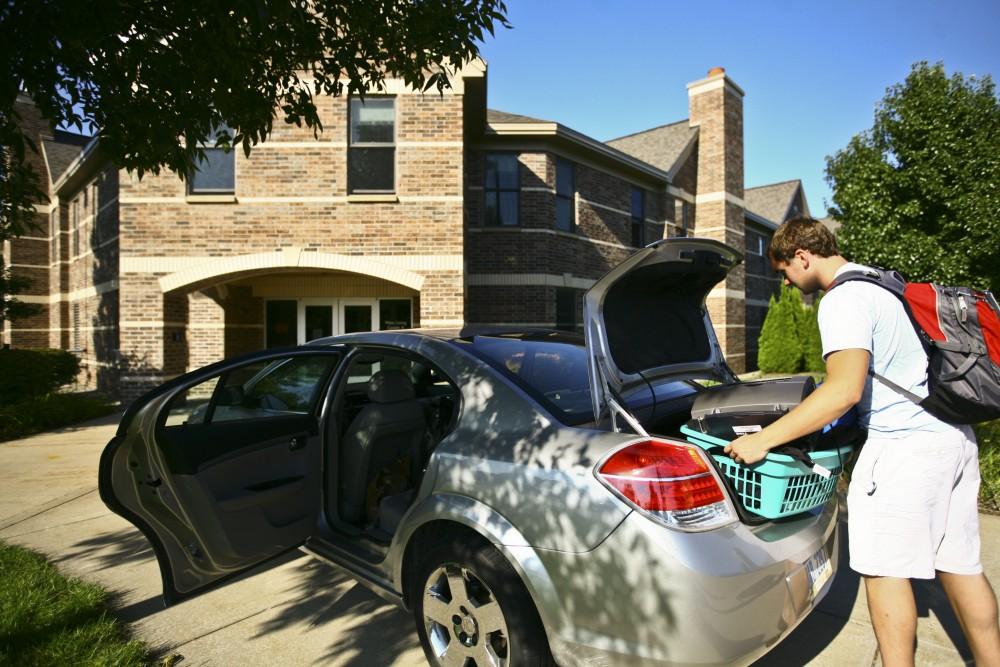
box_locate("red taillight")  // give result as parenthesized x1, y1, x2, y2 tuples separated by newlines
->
(599, 439, 725, 512)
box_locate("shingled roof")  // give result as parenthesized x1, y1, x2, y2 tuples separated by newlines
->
(42, 130, 90, 184)
(604, 120, 698, 174)
(745, 179, 807, 224)
(487, 109, 551, 124)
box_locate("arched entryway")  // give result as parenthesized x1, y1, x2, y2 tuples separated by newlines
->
(160, 249, 423, 373)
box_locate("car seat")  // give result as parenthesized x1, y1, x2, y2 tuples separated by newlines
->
(338, 369, 426, 524)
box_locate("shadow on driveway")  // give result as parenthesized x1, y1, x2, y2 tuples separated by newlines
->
(754, 525, 972, 664)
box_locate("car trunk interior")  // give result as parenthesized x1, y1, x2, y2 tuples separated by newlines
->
(613, 378, 863, 526)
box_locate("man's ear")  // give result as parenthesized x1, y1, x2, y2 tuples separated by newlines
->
(795, 248, 811, 269)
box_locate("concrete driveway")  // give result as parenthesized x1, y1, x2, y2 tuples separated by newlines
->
(1, 415, 993, 665)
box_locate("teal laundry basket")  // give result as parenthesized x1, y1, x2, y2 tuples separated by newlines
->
(680, 425, 851, 519)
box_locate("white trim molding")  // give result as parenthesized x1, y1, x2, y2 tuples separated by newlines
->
(687, 73, 745, 99)
(157, 248, 427, 293)
(694, 191, 746, 208)
(467, 226, 629, 251)
(417, 318, 465, 328)
(707, 288, 746, 301)
(121, 254, 462, 275)
(16, 279, 119, 304)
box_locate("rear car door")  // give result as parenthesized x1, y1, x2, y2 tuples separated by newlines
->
(99, 348, 342, 604)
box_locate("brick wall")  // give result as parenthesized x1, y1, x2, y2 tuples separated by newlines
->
(114, 88, 467, 401)
(464, 149, 665, 327)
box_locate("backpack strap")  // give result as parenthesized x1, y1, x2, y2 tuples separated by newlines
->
(826, 267, 933, 406)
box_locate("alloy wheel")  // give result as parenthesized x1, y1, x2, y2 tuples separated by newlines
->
(422, 562, 510, 667)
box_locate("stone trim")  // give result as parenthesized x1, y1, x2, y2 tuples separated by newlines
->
(667, 185, 695, 203)
(707, 288, 746, 300)
(121, 253, 462, 274)
(185, 194, 237, 204)
(347, 194, 399, 203)
(419, 318, 465, 328)
(467, 273, 596, 289)
(467, 226, 629, 250)
(17, 280, 118, 304)
(119, 195, 463, 205)
(686, 74, 745, 98)
(695, 191, 746, 207)
(157, 248, 427, 292)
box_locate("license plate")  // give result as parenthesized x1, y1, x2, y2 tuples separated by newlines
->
(806, 549, 833, 600)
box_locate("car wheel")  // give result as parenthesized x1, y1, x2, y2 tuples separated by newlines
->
(412, 536, 554, 667)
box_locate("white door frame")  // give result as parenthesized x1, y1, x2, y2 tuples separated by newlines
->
(298, 298, 339, 344)
(338, 298, 378, 334)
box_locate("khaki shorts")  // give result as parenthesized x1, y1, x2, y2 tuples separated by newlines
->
(847, 425, 982, 579)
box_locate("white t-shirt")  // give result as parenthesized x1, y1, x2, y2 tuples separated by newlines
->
(818, 262, 951, 438)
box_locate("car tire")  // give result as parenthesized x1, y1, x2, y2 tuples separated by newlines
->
(412, 534, 555, 667)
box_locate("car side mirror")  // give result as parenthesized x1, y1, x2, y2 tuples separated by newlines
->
(217, 385, 245, 407)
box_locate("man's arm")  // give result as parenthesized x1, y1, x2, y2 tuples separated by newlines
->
(724, 348, 870, 464)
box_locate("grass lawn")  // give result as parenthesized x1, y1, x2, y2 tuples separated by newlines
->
(0, 541, 149, 666)
(975, 420, 1000, 513)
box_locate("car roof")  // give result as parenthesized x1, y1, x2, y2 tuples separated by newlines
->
(307, 326, 583, 345)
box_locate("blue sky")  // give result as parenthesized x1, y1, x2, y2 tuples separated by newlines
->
(477, 0, 1000, 217)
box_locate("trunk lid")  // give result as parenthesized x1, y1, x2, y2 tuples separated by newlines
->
(584, 238, 742, 423)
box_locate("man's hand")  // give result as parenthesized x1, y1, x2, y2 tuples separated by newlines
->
(724, 431, 774, 465)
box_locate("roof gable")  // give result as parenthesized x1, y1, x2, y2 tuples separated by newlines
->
(745, 180, 809, 224)
(604, 120, 698, 175)
(41, 131, 89, 185)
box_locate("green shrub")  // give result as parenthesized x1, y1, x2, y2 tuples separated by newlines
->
(757, 287, 804, 373)
(0, 393, 115, 442)
(975, 419, 1000, 512)
(0, 349, 80, 403)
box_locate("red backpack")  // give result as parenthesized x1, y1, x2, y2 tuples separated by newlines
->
(828, 267, 1000, 424)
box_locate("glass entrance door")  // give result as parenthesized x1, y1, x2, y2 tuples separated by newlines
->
(340, 299, 376, 334)
(268, 297, 407, 345)
(304, 305, 334, 341)
(299, 299, 338, 343)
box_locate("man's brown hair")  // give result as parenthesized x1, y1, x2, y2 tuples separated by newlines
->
(767, 216, 839, 263)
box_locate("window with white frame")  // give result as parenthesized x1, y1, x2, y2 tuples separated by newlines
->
(189, 124, 236, 195)
(348, 98, 396, 193)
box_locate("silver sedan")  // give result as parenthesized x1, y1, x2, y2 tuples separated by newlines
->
(100, 238, 840, 666)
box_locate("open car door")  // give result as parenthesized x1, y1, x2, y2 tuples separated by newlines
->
(99, 347, 342, 604)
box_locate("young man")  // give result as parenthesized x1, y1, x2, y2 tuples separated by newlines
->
(725, 217, 1000, 666)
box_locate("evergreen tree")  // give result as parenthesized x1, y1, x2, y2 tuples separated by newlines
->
(757, 290, 803, 373)
(802, 297, 826, 374)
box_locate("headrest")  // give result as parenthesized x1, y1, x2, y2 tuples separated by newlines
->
(366, 369, 415, 403)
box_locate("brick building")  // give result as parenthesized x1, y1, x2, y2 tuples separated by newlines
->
(4, 64, 809, 401)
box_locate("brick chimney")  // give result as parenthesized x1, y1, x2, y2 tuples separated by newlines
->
(687, 67, 747, 373)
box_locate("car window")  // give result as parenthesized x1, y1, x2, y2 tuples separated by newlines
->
(213, 356, 337, 423)
(163, 376, 221, 427)
(453, 334, 594, 424)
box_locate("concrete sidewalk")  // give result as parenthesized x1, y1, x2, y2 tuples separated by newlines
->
(1, 417, 992, 666)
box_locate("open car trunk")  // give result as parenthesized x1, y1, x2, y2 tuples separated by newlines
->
(584, 238, 863, 522)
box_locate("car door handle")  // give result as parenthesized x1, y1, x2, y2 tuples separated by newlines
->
(289, 435, 307, 451)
